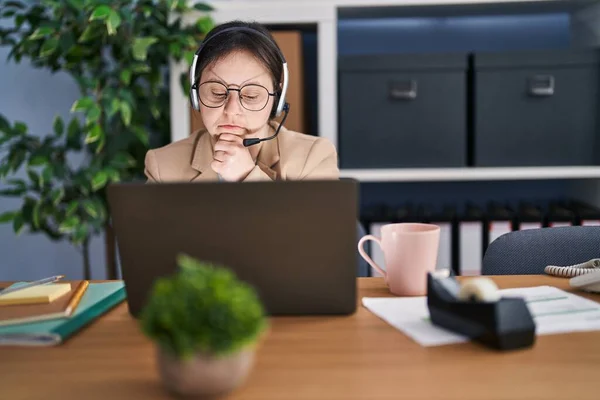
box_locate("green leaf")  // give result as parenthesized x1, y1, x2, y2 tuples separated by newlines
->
(0, 210, 18, 224)
(65, 201, 78, 216)
(86, 104, 101, 123)
(120, 102, 131, 126)
(120, 69, 131, 85)
(183, 50, 195, 66)
(27, 169, 40, 188)
(39, 37, 59, 58)
(132, 126, 149, 146)
(32, 201, 42, 228)
(89, 5, 111, 21)
(53, 115, 64, 136)
(67, 0, 84, 10)
(193, 3, 214, 12)
(5, 1, 26, 9)
(85, 124, 102, 144)
(111, 152, 135, 168)
(58, 215, 79, 233)
(78, 25, 100, 43)
(131, 64, 151, 74)
(67, 118, 80, 137)
(83, 199, 99, 218)
(28, 155, 48, 167)
(196, 16, 213, 33)
(12, 213, 24, 235)
(71, 97, 94, 113)
(91, 170, 108, 191)
(106, 167, 120, 182)
(28, 26, 53, 40)
(132, 37, 158, 61)
(50, 187, 64, 206)
(72, 223, 89, 243)
(0, 187, 26, 196)
(108, 98, 120, 118)
(106, 10, 121, 35)
(14, 121, 27, 134)
(0, 114, 9, 132)
(41, 166, 53, 187)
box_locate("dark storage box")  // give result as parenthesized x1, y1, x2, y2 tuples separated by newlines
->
(473, 49, 600, 167)
(338, 53, 468, 168)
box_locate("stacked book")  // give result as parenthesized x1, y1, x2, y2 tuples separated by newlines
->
(0, 278, 126, 346)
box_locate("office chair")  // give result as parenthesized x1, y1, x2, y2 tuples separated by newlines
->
(482, 226, 600, 275)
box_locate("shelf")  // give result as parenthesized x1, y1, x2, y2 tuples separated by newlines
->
(339, 166, 600, 182)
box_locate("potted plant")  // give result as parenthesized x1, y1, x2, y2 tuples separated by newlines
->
(140, 253, 269, 397)
(0, 0, 214, 279)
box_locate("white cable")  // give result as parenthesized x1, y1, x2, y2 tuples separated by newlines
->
(544, 259, 600, 278)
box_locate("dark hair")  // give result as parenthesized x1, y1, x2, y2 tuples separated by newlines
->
(194, 21, 284, 97)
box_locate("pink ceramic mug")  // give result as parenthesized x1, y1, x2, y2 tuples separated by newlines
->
(358, 223, 440, 296)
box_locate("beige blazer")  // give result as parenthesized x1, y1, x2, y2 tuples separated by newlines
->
(144, 123, 340, 182)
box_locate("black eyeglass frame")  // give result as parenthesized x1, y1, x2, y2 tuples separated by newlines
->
(193, 80, 277, 112)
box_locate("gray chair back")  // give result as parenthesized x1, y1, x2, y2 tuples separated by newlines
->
(482, 226, 600, 275)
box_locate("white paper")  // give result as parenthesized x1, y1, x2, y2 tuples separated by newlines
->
(362, 285, 600, 347)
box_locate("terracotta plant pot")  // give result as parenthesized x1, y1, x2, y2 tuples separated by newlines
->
(156, 345, 256, 397)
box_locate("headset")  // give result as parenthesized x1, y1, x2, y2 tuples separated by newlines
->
(189, 26, 290, 147)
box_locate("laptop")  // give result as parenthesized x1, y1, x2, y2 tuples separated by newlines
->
(107, 179, 359, 317)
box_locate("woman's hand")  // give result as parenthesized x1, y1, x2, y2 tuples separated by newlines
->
(211, 133, 256, 181)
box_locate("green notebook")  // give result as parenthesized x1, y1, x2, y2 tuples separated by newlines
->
(0, 281, 126, 346)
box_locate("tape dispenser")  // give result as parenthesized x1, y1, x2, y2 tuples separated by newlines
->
(426, 270, 536, 351)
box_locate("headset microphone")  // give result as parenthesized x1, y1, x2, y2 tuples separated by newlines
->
(243, 103, 290, 147)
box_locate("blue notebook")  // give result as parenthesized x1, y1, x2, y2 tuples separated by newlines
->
(0, 282, 126, 346)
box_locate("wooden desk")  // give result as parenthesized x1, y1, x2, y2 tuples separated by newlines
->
(1, 276, 599, 399)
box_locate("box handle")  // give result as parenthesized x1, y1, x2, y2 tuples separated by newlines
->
(528, 75, 554, 96)
(389, 79, 417, 100)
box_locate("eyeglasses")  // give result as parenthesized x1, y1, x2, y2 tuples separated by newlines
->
(196, 81, 276, 111)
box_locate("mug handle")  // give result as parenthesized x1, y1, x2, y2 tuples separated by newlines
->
(357, 235, 387, 278)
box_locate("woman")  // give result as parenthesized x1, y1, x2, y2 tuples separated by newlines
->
(144, 20, 340, 182)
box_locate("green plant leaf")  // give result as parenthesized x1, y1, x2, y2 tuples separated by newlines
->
(41, 166, 53, 187)
(58, 215, 79, 233)
(85, 124, 102, 144)
(50, 187, 65, 206)
(86, 104, 101, 123)
(132, 37, 158, 61)
(193, 3, 214, 12)
(91, 171, 108, 191)
(71, 97, 94, 113)
(195, 16, 213, 33)
(5, 1, 26, 9)
(14, 121, 27, 134)
(82, 199, 99, 218)
(32, 200, 42, 228)
(28, 155, 48, 167)
(89, 5, 111, 21)
(27, 169, 41, 188)
(53, 115, 64, 136)
(0, 114, 10, 132)
(72, 223, 89, 244)
(28, 26, 53, 40)
(111, 152, 135, 168)
(132, 126, 149, 146)
(66, 201, 79, 217)
(78, 25, 100, 42)
(183, 50, 194, 66)
(106, 9, 121, 35)
(131, 64, 151, 74)
(12, 213, 24, 235)
(120, 69, 131, 85)
(106, 167, 120, 182)
(120, 102, 132, 126)
(0, 210, 18, 224)
(67, 0, 84, 10)
(39, 37, 59, 58)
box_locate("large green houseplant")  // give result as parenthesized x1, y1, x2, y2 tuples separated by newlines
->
(140, 253, 268, 397)
(0, 0, 214, 279)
